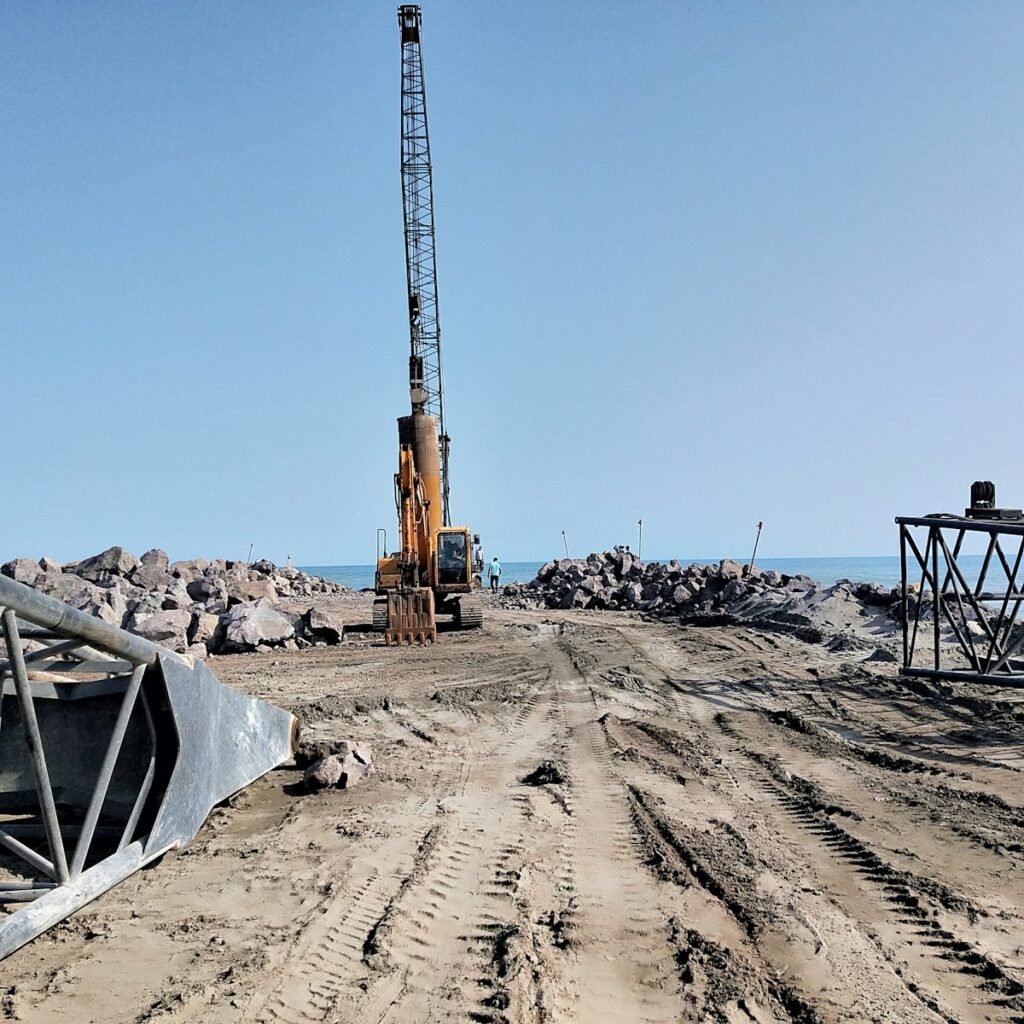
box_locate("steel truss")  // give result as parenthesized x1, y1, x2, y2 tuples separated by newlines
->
(0, 575, 296, 960)
(897, 515, 1024, 686)
(399, 4, 451, 526)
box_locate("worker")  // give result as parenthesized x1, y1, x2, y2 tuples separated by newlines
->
(472, 536, 483, 573)
(488, 557, 502, 593)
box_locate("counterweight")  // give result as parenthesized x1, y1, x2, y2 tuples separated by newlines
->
(399, 5, 450, 526)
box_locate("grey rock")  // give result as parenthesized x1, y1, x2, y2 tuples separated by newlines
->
(227, 579, 279, 604)
(38, 573, 104, 609)
(186, 577, 228, 604)
(189, 611, 221, 646)
(170, 558, 209, 580)
(129, 564, 174, 591)
(131, 609, 192, 652)
(76, 546, 140, 580)
(2, 558, 41, 585)
(38, 556, 62, 575)
(306, 606, 346, 644)
(304, 755, 343, 790)
(162, 579, 192, 610)
(140, 548, 169, 569)
(222, 599, 294, 652)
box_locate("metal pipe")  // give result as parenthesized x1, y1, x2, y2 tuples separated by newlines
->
(1, 610, 70, 883)
(119, 685, 157, 850)
(70, 663, 146, 876)
(899, 525, 909, 667)
(0, 881, 56, 891)
(0, 841, 145, 961)
(896, 516, 1024, 536)
(2, 824, 122, 839)
(932, 527, 941, 670)
(0, 576, 158, 667)
(901, 666, 1024, 688)
(0, 889, 52, 903)
(0, 828, 57, 879)
(982, 535, 1024, 673)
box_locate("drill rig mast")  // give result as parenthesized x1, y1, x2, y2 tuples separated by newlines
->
(400, 3, 450, 526)
(374, 5, 483, 644)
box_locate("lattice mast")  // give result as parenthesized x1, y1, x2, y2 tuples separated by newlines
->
(399, 4, 451, 527)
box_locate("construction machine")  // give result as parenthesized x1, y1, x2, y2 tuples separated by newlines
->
(373, 5, 483, 644)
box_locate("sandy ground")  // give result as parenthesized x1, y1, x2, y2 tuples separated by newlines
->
(3, 599, 1024, 1024)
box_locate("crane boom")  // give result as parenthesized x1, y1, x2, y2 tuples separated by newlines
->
(399, 4, 450, 527)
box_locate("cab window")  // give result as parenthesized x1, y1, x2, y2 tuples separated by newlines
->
(437, 532, 467, 585)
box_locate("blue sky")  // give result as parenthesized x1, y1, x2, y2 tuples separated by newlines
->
(2, 1, 1023, 565)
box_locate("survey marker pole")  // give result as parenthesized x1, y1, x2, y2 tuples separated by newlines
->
(748, 521, 764, 575)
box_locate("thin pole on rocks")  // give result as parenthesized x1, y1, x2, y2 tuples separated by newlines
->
(748, 521, 764, 576)
(637, 519, 643, 561)
(247, 543, 254, 564)
(561, 530, 569, 559)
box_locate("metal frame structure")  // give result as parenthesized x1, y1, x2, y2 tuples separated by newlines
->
(0, 575, 297, 960)
(399, 4, 451, 526)
(897, 514, 1024, 686)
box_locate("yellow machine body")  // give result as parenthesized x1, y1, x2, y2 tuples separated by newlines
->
(374, 410, 481, 642)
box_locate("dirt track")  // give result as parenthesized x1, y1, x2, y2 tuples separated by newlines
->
(4, 603, 1024, 1023)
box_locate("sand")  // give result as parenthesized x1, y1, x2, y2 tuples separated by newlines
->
(3, 598, 1023, 1023)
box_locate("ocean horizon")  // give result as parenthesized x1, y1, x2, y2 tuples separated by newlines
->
(300, 554, 1003, 592)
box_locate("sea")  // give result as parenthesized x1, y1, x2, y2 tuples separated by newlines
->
(300, 555, 1008, 591)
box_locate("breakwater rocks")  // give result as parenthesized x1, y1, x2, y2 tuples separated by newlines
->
(500, 551, 901, 639)
(1, 547, 348, 657)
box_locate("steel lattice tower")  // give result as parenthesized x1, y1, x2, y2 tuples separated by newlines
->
(399, 5, 450, 526)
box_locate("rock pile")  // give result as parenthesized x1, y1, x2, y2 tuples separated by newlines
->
(500, 551, 901, 637)
(1, 547, 348, 657)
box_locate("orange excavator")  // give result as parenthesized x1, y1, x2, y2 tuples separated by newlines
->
(372, 6, 483, 644)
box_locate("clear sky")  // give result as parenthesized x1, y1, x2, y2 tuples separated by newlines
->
(2, 1, 1023, 566)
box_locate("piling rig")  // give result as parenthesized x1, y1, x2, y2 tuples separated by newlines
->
(373, 5, 483, 644)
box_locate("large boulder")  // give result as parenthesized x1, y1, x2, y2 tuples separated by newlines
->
(188, 611, 221, 647)
(228, 579, 278, 605)
(38, 573, 104, 608)
(161, 579, 192, 610)
(128, 563, 174, 592)
(715, 559, 743, 581)
(75, 546, 140, 581)
(140, 548, 169, 569)
(130, 609, 192, 652)
(2, 558, 41, 585)
(170, 558, 209, 581)
(306, 607, 346, 644)
(221, 599, 294, 652)
(186, 576, 228, 605)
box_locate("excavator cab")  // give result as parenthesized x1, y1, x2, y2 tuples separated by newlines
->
(436, 528, 470, 587)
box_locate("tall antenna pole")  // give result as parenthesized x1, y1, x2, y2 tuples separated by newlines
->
(399, 5, 451, 526)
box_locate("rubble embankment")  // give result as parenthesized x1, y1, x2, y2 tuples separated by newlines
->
(500, 551, 902, 643)
(1, 547, 349, 657)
